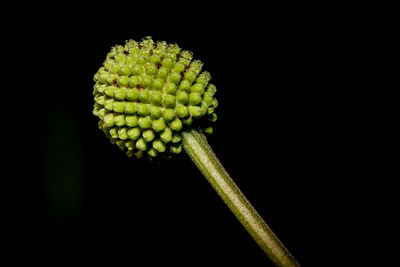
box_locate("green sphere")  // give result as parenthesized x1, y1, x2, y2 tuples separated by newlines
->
(93, 36, 218, 158)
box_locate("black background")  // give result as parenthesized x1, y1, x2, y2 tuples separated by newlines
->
(27, 4, 352, 266)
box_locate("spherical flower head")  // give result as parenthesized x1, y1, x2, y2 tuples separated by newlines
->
(93, 36, 218, 158)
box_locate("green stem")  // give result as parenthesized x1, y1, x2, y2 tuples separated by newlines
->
(182, 129, 300, 267)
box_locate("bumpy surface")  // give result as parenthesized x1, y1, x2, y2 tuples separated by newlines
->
(93, 37, 218, 158)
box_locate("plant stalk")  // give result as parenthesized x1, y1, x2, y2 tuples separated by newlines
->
(182, 129, 300, 267)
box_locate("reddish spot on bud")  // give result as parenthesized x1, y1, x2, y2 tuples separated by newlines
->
(112, 79, 118, 87)
(156, 63, 162, 69)
(137, 84, 144, 90)
(123, 51, 129, 55)
(110, 56, 115, 60)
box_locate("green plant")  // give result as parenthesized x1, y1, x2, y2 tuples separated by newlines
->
(92, 36, 300, 267)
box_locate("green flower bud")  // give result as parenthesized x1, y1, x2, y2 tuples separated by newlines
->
(114, 114, 126, 126)
(95, 95, 105, 105)
(104, 113, 115, 127)
(127, 127, 141, 140)
(160, 127, 172, 143)
(114, 53, 124, 63)
(118, 127, 128, 139)
(179, 50, 193, 66)
(142, 75, 153, 87)
(195, 71, 211, 87)
(206, 84, 217, 95)
(149, 55, 161, 64)
(135, 150, 144, 158)
(176, 104, 189, 118)
(104, 59, 114, 71)
(148, 148, 158, 157)
(125, 55, 135, 65)
(163, 109, 175, 122)
(146, 64, 158, 75)
(137, 103, 150, 116)
(133, 65, 145, 75)
(114, 45, 125, 53)
(126, 115, 138, 127)
(189, 106, 202, 118)
(99, 73, 108, 84)
(124, 102, 137, 114)
(136, 138, 147, 151)
(201, 101, 209, 115)
(125, 140, 135, 151)
(152, 139, 166, 153)
(203, 92, 213, 106)
(169, 143, 182, 154)
(203, 126, 213, 135)
(157, 67, 169, 79)
(189, 92, 202, 105)
(104, 99, 114, 111)
(189, 60, 203, 75)
(113, 101, 125, 113)
(173, 62, 185, 73)
(212, 98, 218, 108)
(129, 76, 141, 88)
(98, 120, 104, 130)
(93, 105, 100, 116)
(176, 91, 189, 104)
(97, 85, 106, 94)
(109, 128, 118, 138)
(208, 113, 217, 122)
(168, 73, 181, 84)
(183, 116, 193, 126)
(169, 118, 182, 131)
(184, 70, 196, 83)
(136, 56, 146, 65)
(153, 78, 164, 90)
(151, 92, 163, 106)
(117, 76, 129, 87)
(143, 129, 155, 142)
(113, 88, 126, 100)
(119, 65, 131, 76)
(165, 82, 177, 95)
(98, 108, 108, 119)
(179, 80, 191, 92)
(190, 83, 204, 93)
(105, 86, 115, 97)
(208, 106, 216, 115)
(126, 89, 138, 101)
(138, 116, 152, 129)
(164, 95, 176, 108)
(139, 90, 151, 103)
(152, 118, 166, 132)
(162, 58, 174, 68)
(150, 105, 162, 119)
(110, 64, 121, 74)
(107, 74, 118, 85)
(172, 132, 181, 143)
